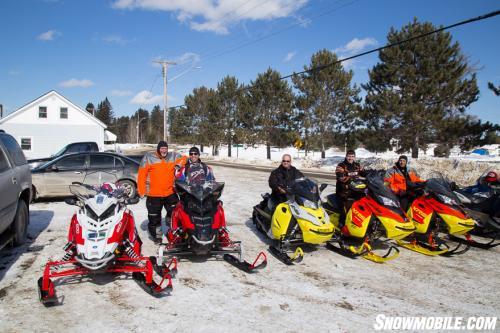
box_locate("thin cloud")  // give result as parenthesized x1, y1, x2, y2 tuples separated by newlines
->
(59, 79, 94, 88)
(112, 0, 308, 35)
(103, 35, 135, 45)
(333, 37, 378, 69)
(130, 90, 175, 105)
(8, 70, 21, 76)
(111, 89, 133, 97)
(283, 51, 296, 62)
(334, 37, 377, 54)
(37, 30, 61, 41)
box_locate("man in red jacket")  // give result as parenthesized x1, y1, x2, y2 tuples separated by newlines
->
(137, 141, 186, 242)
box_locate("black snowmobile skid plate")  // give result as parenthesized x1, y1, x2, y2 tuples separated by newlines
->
(325, 241, 364, 259)
(37, 277, 58, 306)
(149, 256, 178, 278)
(223, 252, 267, 273)
(132, 272, 172, 297)
(268, 245, 303, 265)
(448, 234, 500, 250)
(436, 240, 470, 256)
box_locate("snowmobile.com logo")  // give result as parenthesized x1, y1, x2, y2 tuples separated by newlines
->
(373, 314, 497, 331)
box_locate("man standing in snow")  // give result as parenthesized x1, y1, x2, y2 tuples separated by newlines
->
(268, 154, 304, 207)
(137, 141, 187, 242)
(384, 155, 425, 210)
(335, 149, 366, 222)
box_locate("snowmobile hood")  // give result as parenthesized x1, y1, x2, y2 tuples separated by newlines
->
(175, 180, 224, 201)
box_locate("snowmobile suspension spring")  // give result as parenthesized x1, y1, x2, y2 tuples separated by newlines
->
(125, 240, 140, 259)
(61, 250, 74, 261)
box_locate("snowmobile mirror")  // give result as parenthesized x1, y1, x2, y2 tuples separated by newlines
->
(64, 198, 77, 206)
(125, 197, 140, 205)
(319, 183, 328, 192)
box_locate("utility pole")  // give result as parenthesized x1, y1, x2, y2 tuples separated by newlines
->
(153, 60, 176, 141)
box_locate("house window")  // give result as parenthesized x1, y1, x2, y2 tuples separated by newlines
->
(20, 137, 32, 151)
(39, 106, 47, 118)
(60, 107, 68, 119)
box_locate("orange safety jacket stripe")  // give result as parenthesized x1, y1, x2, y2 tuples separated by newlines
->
(137, 151, 187, 197)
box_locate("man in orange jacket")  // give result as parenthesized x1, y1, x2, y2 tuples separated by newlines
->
(384, 155, 425, 210)
(137, 141, 187, 242)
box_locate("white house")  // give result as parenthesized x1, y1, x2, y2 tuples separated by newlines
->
(0, 90, 116, 159)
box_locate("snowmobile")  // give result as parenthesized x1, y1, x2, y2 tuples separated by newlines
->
(397, 173, 477, 255)
(252, 177, 335, 265)
(38, 172, 174, 306)
(154, 178, 267, 274)
(323, 171, 416, 263)
(452, 172, 500, 239)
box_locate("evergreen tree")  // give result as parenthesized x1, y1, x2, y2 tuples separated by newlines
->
(96, 97, 115, 127)
(149, 105, 163, 143)
(114, 116, 130, 143)
(247, 68, 294, 159)
(85, 102, 95, 115)
(293, 49, 361, 158)
(217, 76, 245, 157)
(363, 18, 479, 158)
(488, 82, 500, 96)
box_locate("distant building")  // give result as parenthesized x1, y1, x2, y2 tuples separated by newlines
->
(0, 90, 116, 159)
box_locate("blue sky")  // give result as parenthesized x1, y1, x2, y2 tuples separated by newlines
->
(1, 0, 499, 124)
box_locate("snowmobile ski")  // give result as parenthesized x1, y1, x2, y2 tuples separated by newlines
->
(448, 233, 500, 250)
(268, 245, 304, 265)
(132, 271, 173, 297)
(37, 277, 58, 306)
(362, 246, 400, 263)
(223, 251, 267, 273)
(150, 256, 178, 278)
(396, 240, 448, 256)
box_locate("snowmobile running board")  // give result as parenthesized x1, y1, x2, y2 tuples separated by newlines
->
(268, 245, 304, 265)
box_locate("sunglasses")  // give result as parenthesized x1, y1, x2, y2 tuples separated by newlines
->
(190, 152, 199, 156)
(282, 160, 291, 163)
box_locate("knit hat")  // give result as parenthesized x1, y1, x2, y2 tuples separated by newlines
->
(189, 146, 200, 155)
(157, 141, 168, 154)
(398, 155, 408, 162)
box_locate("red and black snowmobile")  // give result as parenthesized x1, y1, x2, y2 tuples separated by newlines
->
(38, 175, 175, 306)
(153, 178, 267, 274)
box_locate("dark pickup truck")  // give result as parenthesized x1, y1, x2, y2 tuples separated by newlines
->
(0, 131, 31, 250)
(28, 141, 99, 169)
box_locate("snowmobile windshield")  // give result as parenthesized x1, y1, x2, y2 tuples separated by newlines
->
(291, 178, 320, 208)
(366, 172, 401, 208)
(426, 178, 460, 205)
(69, 170, 125, 201)
(175, 179, 224, 201)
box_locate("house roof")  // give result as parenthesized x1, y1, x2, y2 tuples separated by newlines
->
(0, 90, 107, 128)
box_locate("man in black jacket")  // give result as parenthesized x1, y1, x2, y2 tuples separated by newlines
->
(335, 150, 366, 223)
(268, 154, 304, 206)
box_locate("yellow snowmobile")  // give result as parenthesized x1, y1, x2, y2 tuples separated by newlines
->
(252, 178, 335, 265)
(323, 172, 416, 263)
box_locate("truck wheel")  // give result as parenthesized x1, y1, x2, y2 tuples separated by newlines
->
(13, 200, 29, 246)
(117, 180, 137, 198)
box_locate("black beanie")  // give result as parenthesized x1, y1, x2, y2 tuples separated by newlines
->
(398, 155, 408, 162)
(189, 146, 200, 155)
(157, 141, 168, 154)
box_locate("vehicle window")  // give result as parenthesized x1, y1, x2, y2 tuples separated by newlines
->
(0, 149, 10, 173)
(0, 134, 27, 166)
(122, 157, 139, 168)
(89, 154, 115, 169)
(114, 157, 124, 168)
(56, 155, 86, 170)
(67, 143, 92, 154)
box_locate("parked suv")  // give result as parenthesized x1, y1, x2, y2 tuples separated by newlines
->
(0, 131, 32, 250)
(28, 141, 99, 169)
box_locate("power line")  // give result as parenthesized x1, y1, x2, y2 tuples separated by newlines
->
(170, 9, 500, 110)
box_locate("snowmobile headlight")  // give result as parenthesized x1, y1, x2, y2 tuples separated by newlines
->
(302, 198, 319, 209)
(85, 205, 99, 221)
(380, 196, 399, 208)
(437, 194, 457, 206)
(99, 204, 116, 221)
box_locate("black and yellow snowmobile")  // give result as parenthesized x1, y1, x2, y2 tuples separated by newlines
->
(252, 178, 335, 265)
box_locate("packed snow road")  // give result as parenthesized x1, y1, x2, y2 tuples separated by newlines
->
(0, 166, 499, 333)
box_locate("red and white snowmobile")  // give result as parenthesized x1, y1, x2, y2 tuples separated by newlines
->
(38, 174, 175, 305)
(153, 178, 267, 274)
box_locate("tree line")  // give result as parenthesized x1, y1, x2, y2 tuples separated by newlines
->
(90, 18, 499, 159)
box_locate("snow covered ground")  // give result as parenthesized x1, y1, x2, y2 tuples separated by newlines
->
(1, 166, 499, 332)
